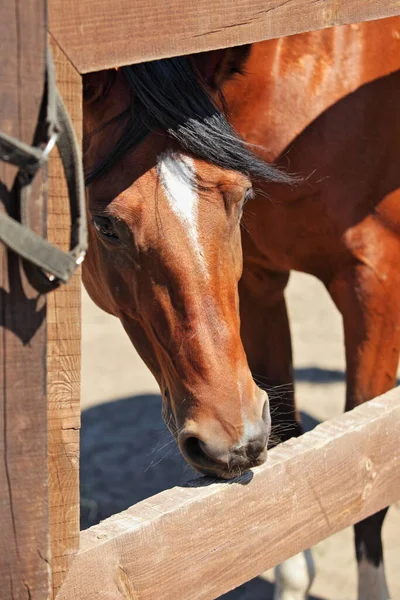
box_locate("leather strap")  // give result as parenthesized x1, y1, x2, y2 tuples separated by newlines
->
(0, 47, 87, 293)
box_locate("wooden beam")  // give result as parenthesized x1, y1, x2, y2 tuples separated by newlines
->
(57, 388, 400, 600)
(48, 0, 400, 73)
(0, 1, 50, 599)
(47, 38, 82, 599)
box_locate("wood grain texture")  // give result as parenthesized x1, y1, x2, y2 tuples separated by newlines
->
(47, 37, 82, 599)
(48, 0, 400, 73)
(0, 1, 50, 598)
(57, 388, 400, 600)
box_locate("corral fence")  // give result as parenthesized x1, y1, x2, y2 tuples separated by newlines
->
(0, 1, 399, 599)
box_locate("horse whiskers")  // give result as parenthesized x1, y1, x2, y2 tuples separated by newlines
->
(252, 374, 293, 386)
(268, 433, 282, 448)
(253, 377, 294, 401)
(271, 402, 298, 413)
(258, 390, 294, 402)
(147, 438, 170, 456)
(155, 436, 177, 454)
(270, 424, 300, 440)
(252, 377, 294, 390)
(144, 447, 177, 472)
(269, 383, 294, 390)
(147, 426, 181, 456)
(147, 418, 186, 459)
(271, 421, 299, 432)
(164, 410, 174, 429)
(240, 220, 253, 237)
(267, 426, 299, 448)
(269, 404, 291, 416)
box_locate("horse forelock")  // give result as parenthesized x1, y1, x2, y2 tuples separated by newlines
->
(85, 55, 292, 186)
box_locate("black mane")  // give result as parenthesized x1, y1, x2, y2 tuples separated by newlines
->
(86, 55, 291, 185)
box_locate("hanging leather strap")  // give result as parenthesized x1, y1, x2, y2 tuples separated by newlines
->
(0, 47, 87, 293)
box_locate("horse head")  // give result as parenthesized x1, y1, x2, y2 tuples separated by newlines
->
(82, 47, 290, 478)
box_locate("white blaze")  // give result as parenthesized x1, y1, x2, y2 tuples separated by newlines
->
(159, 153, 208, 277)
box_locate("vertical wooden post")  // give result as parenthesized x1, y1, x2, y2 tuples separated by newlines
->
(0, 1, 50, 599)
(47, 38, 82, 599)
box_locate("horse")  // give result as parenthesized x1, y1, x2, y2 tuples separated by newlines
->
(82, 16, 400, 600)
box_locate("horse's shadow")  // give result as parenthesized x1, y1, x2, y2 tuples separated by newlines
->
(80, 392, 323, 600)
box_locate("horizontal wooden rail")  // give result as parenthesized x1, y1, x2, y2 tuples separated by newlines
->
(57, 387, 400, 600)
(48, 0, 400, 73)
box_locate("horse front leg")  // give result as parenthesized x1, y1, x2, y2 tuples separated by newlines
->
(240, 268, 315, 600)
(329, 258, 400, 600)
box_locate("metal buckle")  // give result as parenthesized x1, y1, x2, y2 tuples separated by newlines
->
(39, 130, 58, 165)
(76, 250, 86, 265)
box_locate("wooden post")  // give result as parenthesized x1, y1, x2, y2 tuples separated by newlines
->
(47, 37, 82, 599)
(0, 1, 50, 599)
(57, 389, 400, 600)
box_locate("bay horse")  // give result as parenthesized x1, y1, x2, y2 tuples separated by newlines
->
(82, 17, 400, 600)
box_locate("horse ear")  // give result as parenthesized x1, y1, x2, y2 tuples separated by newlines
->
(192, 45, 252, 91)
(82, 70, 117, 104)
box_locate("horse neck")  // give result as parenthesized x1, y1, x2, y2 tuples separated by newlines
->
(223, 17, 400, 160)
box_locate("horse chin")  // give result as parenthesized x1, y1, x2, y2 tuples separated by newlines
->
(189, 450, 268, 481)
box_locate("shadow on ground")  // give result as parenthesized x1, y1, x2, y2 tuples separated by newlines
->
(80, 394, 320, 530)
(80, 371, 330, 600)
(296, 366, 399, 386)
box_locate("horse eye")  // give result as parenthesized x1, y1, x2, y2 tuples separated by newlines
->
(243, 187, 254, 205)
(92, 216, 119, 241)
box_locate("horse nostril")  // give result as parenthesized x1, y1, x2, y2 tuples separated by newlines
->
(182, 436, 207, 465)
(179, 433, 229, 471)
(245, 435, 267, 461)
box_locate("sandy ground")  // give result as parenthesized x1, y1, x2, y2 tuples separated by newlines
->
(81, 271, 400, 599)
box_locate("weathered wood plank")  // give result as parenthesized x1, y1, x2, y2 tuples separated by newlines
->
(57, 388, 400, 600)
(48, 0, 400, 73)
(47, 37, 82, 599)
(0, 1, 50, 598)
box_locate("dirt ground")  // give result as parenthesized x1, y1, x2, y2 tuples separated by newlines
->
(81, 271, 400, 600)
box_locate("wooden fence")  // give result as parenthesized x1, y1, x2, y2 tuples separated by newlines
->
(58, 389, 400, 600)
(0, 1, 399, 598)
